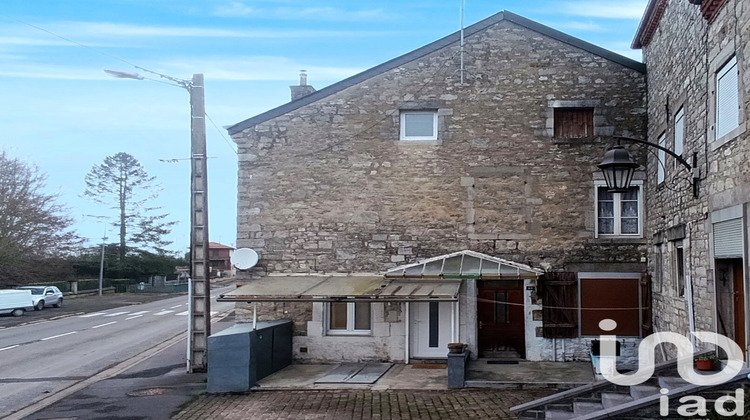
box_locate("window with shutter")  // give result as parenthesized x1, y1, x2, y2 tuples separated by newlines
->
(540, 272, 579, 338)
(673, 107, 684, 169)
(716, 56, 739, 139)
(554, 108, 594, 138)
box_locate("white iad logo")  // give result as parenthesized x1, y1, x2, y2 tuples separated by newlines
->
(597, 319, 747, 417)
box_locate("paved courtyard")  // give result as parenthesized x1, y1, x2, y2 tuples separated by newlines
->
(173, 388, 554, 419)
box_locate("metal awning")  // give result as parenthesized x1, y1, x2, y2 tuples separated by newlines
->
(218, 275, 462, 302)
(384, 250, 543, 279)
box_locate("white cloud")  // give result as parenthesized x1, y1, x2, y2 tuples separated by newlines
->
(560, 1, 648, 19)
(212, 2, 387, 21)
(555, 21, 604, 32)
(214, 2, 255, 17)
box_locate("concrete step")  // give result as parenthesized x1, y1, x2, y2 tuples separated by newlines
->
(658, 376, 690, 390)
(573, 401, 603, 415)
(601, 392, 633, 408)
(630, 384, 660, 399)
(545, 409, 576, 420)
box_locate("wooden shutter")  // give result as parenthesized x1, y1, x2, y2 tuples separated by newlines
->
(640, 273, 653, 337)
(554, 108, 594, 138)
(539, 272, 579, 338)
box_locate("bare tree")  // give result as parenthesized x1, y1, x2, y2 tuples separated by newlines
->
(0, 152, 80, 284)
(83, 152, 175, 259)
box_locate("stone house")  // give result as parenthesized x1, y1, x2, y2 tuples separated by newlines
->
(633, 0, 749, 359)
(224, 10, 651, 364)
(208, 242, 235, 278)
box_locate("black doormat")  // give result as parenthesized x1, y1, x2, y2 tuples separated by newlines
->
(486, 360, 520, 365)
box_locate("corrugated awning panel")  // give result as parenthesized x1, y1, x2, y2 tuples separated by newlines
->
(218, 275, 460, 302)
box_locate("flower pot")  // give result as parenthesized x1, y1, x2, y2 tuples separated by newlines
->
(447, 342, 467, 354)
(695, 359, 714, 371)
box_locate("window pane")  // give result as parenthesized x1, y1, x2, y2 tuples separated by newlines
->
(354, 302, 371, 330)
(598, 187, 613, 201)
(621, 218, 638, 234)
(329, 302, 347, 330)
(404, 113, 435, 137)
(716, 57, 739, 138)
(621, 201, 638, 218)
(674, 108, 684, 156)
(599, 218, 614, 234)
(598, 202, 614, 218)
(621, 186, 639, 201)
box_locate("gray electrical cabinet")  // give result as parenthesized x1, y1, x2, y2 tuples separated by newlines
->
(207, 320, 293, 393)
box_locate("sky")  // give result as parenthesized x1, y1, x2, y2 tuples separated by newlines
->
(0, 0, 648, 254)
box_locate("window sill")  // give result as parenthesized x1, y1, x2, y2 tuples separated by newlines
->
(397, 139, 440, 145)
(551, 136, 601, 145)
(326, 331, 372, 337)
(711, 122, 746, 151)
(593, 236, 646, 243)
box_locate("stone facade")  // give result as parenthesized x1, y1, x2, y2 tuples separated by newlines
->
(637, 0, 750, 358)
(230, 12, 649, 362)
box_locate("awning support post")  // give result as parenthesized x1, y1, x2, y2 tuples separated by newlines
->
(405, 302, 410, 365)
(253, 302, 257, 330)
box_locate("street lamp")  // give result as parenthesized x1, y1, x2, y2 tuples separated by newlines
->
(598, 136, 699, 198)
(84, 214, 108, 296)
(104, 68, 211, 373)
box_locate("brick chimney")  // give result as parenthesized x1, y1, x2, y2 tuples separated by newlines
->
(290, 70, 316, 101)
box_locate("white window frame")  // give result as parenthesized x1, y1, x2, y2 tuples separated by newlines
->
(674, 241, 685, 298)
(657, 132, 666, 184)
(594, 180, 643, 238)
(325, 302, 371, 336)
(673, 107, 684, 169)
(715, 55, 740, 140)
(400, 110, 438, 141)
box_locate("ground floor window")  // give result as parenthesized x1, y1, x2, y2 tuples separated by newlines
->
(327, 302, 371, 335)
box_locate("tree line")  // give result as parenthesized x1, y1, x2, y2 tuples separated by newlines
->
(0, 151, 183, 287)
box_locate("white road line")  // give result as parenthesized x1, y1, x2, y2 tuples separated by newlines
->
(125, 315, 143, 320)
(129, 310, 150, 316)
(104, 311, 129, 317)
(176, 310, 218, 316)
(79, 312, 105, 318)
(0, 345, 19, 352)
(176, 311, 188, 316)
(92, 321, 117, 329)
(41, 332, 77, 341)
(154, 310, 174, 316)
(170, 304, 182, 309)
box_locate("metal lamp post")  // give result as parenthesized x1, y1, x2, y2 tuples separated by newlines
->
(104, 69, 211, 373)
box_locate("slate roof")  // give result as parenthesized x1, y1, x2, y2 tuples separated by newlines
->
(227, 10, 646, 135)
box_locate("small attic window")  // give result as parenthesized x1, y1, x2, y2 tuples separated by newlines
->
(554, 108, 594, 138)
(400, 110, 438, 141)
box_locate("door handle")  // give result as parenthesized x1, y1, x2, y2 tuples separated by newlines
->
(479, 321, 483, 329)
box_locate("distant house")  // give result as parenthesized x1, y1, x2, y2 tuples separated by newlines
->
(224, 10, 649, 364)
(633, 0, 749, 359)
(208, 242, 235, 278)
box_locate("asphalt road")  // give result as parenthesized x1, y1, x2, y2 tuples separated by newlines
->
(0, 286, 236, 419)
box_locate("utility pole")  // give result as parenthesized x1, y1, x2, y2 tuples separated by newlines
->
(103, 69, 211, 372)
(188, 73, 211, 372)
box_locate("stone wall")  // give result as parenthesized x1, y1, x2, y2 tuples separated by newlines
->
(233, 19, 648, 280)
(232, 16, 650, 359)
(641, 0, 750, 355)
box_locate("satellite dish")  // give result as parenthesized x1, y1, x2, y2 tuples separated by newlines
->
(232, 248, 259, 270)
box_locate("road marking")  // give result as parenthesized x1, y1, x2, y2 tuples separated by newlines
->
(154, 310, 174, 316)
(129, 311, 149, 316)
(41, 332, 77, 341)
(0, 345, 19, 352)
(170, 304, 182, 309)
(91, 321, 117, 329)
(104, 311, 129, 317)
(79, 312, 105, 318)
(176, 311, 188, 316)
(125, 315, 143, 320)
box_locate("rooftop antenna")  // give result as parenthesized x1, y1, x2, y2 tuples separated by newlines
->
(460, 0, 465, 84)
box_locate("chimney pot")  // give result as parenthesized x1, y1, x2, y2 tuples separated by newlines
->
(300, 70, 307, 86)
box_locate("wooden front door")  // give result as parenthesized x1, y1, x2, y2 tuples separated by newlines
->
(733, 260, 746, 357)
(477, 280, 525, 357)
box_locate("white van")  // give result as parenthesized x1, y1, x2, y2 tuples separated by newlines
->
(0, 289, 34, 316)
